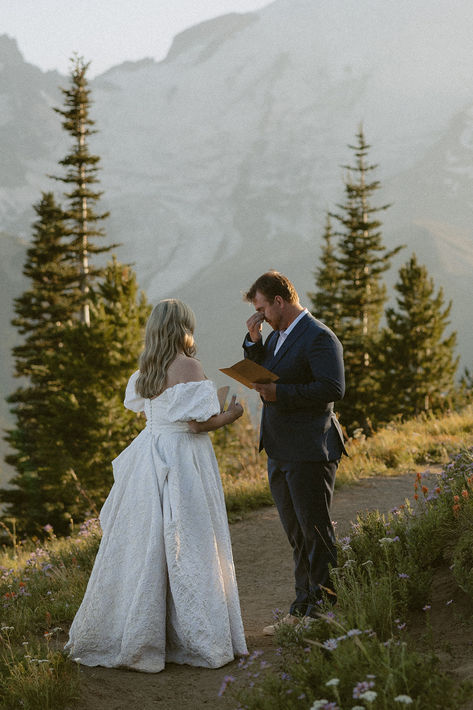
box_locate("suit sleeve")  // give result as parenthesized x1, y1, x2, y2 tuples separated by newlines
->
(276, 330, 345, 410)
(242, 333, 265, 364)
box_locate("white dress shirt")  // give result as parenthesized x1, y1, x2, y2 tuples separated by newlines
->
(273, 308, 309, 354)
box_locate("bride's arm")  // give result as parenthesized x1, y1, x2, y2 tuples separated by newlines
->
(188, 395, 243, 433)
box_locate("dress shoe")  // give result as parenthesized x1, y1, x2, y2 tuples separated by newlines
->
(263, 613, 302, 636)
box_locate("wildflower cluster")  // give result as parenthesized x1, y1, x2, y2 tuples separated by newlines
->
(0, 518, 102, 708)
(234, 450, 473, 710)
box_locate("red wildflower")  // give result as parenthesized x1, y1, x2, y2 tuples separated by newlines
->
(422, 486, 428, 495)
(461, 489, 469, 499)
(453, 503, 461, 515)
(414, 494, 419, 501)
(453, 495, 460, 503)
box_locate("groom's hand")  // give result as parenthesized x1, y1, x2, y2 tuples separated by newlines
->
(252, 382, 277, 401)
(246, 312, 264, 343)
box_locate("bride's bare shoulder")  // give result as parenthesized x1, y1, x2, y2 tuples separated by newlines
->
(166, 355, 206, 386)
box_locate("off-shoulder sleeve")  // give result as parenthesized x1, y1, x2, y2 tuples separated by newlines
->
(124, 370, 146, 412)
(166, 380, 220, 422)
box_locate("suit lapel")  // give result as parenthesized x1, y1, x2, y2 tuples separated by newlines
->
(265, 330, 279, 362)
(268, 313, 311, 369)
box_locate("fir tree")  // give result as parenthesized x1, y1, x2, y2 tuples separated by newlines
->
(308, 213, 342, 331)
(53, 56, 114, 325)
(2, 194, 72, 528)
(3, 259, 150, 534)
(378, 254, 458, 418)
(330, 127, 402, 430)
(29, 260, 151, 531)
(2, 60, 150, 535)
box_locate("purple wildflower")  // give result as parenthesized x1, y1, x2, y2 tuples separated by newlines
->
(353, 680, 375, 698)
(217, 675, 235, 697)
(323, 638, 338, 650)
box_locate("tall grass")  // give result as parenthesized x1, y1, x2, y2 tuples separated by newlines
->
(337, 405, 473, 483)
(229, 448, 473, 709)
(0, 520, 100, 708)
(213, 405, 473, 514)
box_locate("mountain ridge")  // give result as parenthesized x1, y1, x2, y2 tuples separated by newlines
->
(1, 0, 473, 481)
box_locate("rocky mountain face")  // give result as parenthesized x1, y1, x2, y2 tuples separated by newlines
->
(1, 0, 473, 480)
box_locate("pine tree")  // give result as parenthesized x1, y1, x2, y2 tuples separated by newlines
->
(53, 56, 115, 325)
(2, 193, 76, 529)
(308, 213, 342, 331)
(30, 260, 151, 531)
(3, 258, 150, 534)
(330, 127, 402, 430)
(378, 254, 458, 419)
(2, 60, 151, 535)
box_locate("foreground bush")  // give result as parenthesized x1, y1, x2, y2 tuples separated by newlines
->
(0, 520, 100, 709)
(230, 448, 473, 709)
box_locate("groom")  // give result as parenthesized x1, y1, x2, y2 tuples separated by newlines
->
(242, 271, 346, 633)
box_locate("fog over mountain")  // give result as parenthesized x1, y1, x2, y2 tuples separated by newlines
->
(1, 0, 473, 478)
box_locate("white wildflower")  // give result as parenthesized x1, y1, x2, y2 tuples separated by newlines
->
(360, 690, 378, 702)
(325, 678, 340, 687)
(379, 537, 395, 545)
(310, 700, 329, 710)
(394, 695, 413, 704)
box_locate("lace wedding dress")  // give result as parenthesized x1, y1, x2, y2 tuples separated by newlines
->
(65, 373, 248, 672)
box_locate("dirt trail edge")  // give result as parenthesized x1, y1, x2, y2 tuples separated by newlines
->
(72, 469, 442, 710)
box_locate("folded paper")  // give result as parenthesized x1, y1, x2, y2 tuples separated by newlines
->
(219, 359, 279, 389)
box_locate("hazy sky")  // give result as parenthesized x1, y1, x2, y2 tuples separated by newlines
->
(2, 0, 272, 77)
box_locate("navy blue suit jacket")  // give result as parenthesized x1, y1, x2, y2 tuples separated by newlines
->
(243, 312, 347, 462)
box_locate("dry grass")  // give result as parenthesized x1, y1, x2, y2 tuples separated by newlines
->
(213, 405, 473, 512)
(338, 405, 473, 484)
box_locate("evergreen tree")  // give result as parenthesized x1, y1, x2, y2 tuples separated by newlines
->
(2, 60, 150, 535)
(3, 193, 75, 528)
(53, 56, 114, 325)
(308, 213, 342, 331)
(28, 260, 151, 531)
(3, 259, 150, 535)
(330, 127, 402, 430)
(378, 254, 458, 419)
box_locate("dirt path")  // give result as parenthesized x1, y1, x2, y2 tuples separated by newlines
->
(72, 468, 443, 710)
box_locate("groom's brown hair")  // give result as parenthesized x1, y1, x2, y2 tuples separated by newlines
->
(244, 271, 298, 305)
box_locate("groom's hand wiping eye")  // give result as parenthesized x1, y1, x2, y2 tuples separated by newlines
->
(246, 312, 264, 343)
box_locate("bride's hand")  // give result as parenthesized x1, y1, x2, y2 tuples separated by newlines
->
(226, 395, 243, 422)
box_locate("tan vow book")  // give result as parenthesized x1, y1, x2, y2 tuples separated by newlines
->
(219, 359, 279, 389)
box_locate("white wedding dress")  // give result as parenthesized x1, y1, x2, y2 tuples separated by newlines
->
(65, 373, 247, 672)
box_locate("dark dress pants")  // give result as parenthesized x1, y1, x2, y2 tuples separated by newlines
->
(267, 457, 338, 617)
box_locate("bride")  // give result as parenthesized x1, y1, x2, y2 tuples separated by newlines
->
(65, 299, 248, 672)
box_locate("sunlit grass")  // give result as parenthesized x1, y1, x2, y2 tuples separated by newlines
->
(338, 405, 473, 483)
(213, 405, 473, 510)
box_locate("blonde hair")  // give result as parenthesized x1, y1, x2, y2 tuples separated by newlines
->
(136, 299, 196, 398)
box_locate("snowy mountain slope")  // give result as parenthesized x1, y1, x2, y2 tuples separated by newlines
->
(1, 0, 473, 466)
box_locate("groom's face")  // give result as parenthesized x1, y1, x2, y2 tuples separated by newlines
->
(253, 291, 284, 331)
